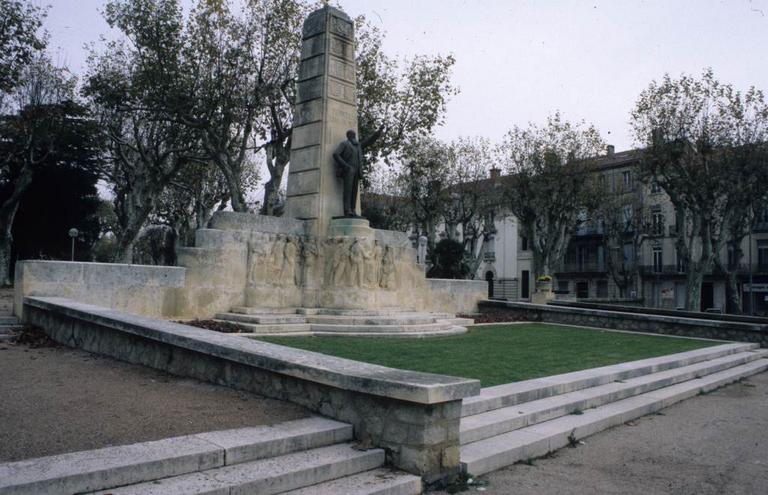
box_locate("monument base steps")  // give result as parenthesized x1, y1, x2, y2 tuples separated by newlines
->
(215, 306, 474, 338)
(0, 417, 422, 495)
(459, 343, 768, 475)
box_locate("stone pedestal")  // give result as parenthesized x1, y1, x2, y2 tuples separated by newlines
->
(531, 281, 555, 305)
(284, 6, 359, 236)
(328, 217, 372, 238)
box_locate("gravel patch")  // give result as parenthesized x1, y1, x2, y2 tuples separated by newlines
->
(0, 337, 311, 462)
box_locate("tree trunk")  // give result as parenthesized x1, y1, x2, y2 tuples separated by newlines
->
(684, 268, 704, 312)
(0, 163, 34, 285)
(225, 171, 247, 212)
(0, 234, 13, 287)
(723, 270, 742, 315)
(261, 141, 290, 216)
(113, 199, 156, 263)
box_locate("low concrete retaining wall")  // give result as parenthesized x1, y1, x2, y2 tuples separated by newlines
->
(14, 261, 185, 319)
(23, 297, 480, 482)
(427, 279, 487, 314)
(479, 300, 768, 347)
(550, 300, 768, 325)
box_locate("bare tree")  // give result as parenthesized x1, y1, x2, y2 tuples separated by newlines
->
(632, 69, 768, 311)
(498, 112, 604, 280)
(596, 188, 651, 298)
(84, 0, 201, 262)
(0, 56, 76, 284)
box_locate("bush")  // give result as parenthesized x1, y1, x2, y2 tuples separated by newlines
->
(427, 238, 470, 279)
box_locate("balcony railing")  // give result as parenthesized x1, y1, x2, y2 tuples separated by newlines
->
(555, 262, 607, 273)
(734, 263, 768, 275)
(573, 224, 605, 237)
(639, 264, 685, 275)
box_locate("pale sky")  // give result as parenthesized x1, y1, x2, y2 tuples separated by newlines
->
(44, 0, 768, 153)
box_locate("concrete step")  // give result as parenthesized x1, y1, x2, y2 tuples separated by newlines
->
(230, 306, 302, 315)
(461, 358, 768, 476)
(94, 443, 385, 495)
(216, 312, 308, 325)
(243, 332, 315, 338)
(0, 316, 19, 325)
(310, 322, 456, 334)
(306, 314, 439, 326)
(437, 317, 475, 326)
(311, 327, 468, 339)
(460, 349, 768, 445)
(0, 417, 352, 495)
(307, 308, 419, 317)
(461, 343, 758, 417)
(280, 468, 422, 495)
(212, 320, 312, 334)
(0, 334, 16, 342)
(0, 326, 23, 335)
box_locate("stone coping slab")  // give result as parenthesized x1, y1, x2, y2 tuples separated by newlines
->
(482, 300, 767, 333)
(24, 297, 480, 404)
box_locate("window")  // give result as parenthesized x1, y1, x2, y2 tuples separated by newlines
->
(599, 175, 607, 191)
(576, 281, 589, 299)
(623, 243, 634, 270)
(650, 179, 662, 193)
(758, 240, 768, 271)
(521, 235, 529, 251)
(676, 247, 687, 273)
(756, 208, 768, 228)
(558, 280, 569, 292)
(622, 170, 632, 190)
(596, 280, 609, 298)
(653, 246, 663, 273)
(727, 244, 736, 269)
(623, 204, 633, 226)
(651, 210, 664, 235)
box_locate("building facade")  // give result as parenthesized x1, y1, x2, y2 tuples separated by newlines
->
(473, 146, 768, 314)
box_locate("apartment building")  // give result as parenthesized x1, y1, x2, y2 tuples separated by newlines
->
(551, 146, 768, 314)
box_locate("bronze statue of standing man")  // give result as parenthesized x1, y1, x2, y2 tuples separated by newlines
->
(332, 129, 364, 217)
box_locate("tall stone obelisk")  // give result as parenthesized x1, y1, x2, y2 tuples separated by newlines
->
(284, 6, 359, 235)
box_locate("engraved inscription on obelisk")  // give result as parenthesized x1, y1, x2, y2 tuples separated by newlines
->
(284, 6, 358, 235)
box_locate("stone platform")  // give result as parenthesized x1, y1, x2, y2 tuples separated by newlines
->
(172, 211, 486, 322)
(214, 306, 474, 338)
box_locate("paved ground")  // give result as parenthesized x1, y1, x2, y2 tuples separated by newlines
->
(0, 338, 310, 462)
(442, 371, 768, 495)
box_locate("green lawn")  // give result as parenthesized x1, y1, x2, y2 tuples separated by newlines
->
(257, 324, 719, 387)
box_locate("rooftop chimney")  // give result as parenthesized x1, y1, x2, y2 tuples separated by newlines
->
(490, 167, 501, 180)
(606, 144, 615, 157)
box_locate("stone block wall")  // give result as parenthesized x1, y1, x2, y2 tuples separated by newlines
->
(427, 279, 488, 314)
(14, 261, 185, 318)
(480, 300, 768, 347)
(24, 297, 479, 482)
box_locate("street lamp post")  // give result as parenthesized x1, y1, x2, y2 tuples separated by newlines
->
(749, 228, 754, 316)
(68, 228, 79, 262)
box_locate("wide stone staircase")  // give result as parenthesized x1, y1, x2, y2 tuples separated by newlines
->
(458, 342, 768, 475)
(0, 288, 21, 343)
(0, 417, 422, 495)
(214, 306, 474, 338)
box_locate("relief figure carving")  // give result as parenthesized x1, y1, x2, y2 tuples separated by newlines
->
(247, 235, 270, 286)
(280, 236, 300, 286)
(380, 245, 396, 289)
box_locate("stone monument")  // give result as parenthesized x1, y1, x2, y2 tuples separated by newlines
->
(284, 6, 361, 235)
(164, 5, 485, 324)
